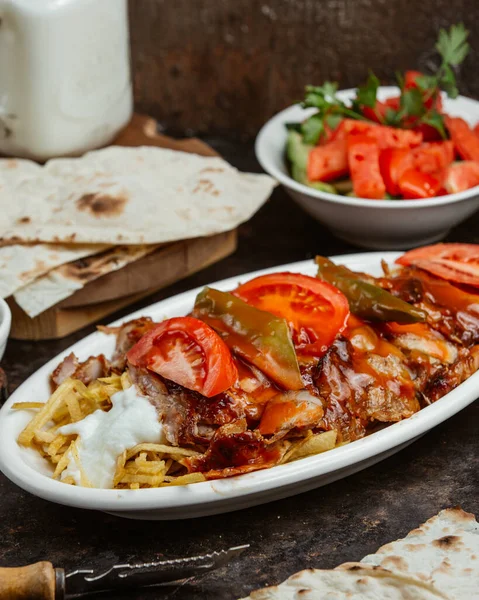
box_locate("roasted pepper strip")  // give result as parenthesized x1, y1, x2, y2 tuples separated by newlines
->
(315, 256, 426, 324)
(193, 287, 303, 390)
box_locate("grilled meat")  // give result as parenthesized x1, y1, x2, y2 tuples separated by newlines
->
(99, 317, 157, 371)
(51, 353, 110, 390)
(50, 263, 479, 477)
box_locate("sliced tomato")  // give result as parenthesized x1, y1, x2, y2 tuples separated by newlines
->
(409, 141, 454, 174)
(371, 126, 423, 150)
(380, 142, 454, 196)
(445, 116, 479, 162)
(444, 161, 479, 194)
(398, 168, 442, 199)
(474, 122, 479, 138)
(330, 119, 420, 149)
(234, 272, 350, 357)
(404, 70, 423, 89)
(362, 96, 401, 123)
(379, 148, 411, 195)
(317, 121, 337, 145)
(396, 243, 479, 287)
(307, 138, 348, 182)
(330, 119, 374, 142)
(404, 70, 443, 111)
(411, 122, 443, 142)
(347, 134, 386, 199)
(126, 316, 238, 397)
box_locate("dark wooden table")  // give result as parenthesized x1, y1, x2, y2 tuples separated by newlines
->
(1, 139, 478, 599)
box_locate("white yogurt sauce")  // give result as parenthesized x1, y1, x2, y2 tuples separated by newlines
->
(59, 385, 165, 489)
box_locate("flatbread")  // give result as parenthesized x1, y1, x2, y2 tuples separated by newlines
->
(242, 565, 447, 599)
(0, 146, 277, 245)
(0, 243, 108, 299)
(13, 244, 159, 318)
(360, 507, 479, 599)
(241, 508, 478, 600)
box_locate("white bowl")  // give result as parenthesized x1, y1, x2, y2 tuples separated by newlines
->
(255, 86, 479, 249)
(0, 299, 11, 361)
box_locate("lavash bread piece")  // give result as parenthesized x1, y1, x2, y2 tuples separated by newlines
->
(0, 243, 108, 299)
(13, 244, 159, 318)
(0, 146, 277, 245)
(241, 565, 448, 599)
(360, 507, 479, 599)
(240, 508, 478, 600)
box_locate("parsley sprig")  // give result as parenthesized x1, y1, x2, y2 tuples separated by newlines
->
(298, 23, 469, 144)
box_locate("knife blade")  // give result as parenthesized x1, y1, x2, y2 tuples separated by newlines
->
(0, 545, 249, 599)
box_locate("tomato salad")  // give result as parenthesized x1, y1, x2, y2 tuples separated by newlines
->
(14, 243, 479, 489)
(287, 24, 479, 200)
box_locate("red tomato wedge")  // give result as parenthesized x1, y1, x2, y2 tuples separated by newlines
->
(234, 272, 350, 357)
(331, 119, 421, 150)
(444, 161, 479, 194)
(347, 134, 386, 199)
(371, 126, 423, 150)
(362, 96, 400, 123)
(379, 148, 411, 195)
(410, 141, 454, 174)
(127, 316, 238, 397)
(398, 168, 442, 199)
(331, 119, 374, 141)
(411, 122, 443, 142)
(396, 243, 479, 287)
(445, 116, 479, 162)
(380, 142, 453, 196)
(404, 70, 423, 89)
(404, 71, 443, 111)
(307, 138, 348, 182)
(474, 123, 479, 138)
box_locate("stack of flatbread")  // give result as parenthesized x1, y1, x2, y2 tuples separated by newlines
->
(241, 508, 479, 599)
(0, 146, 276, 318)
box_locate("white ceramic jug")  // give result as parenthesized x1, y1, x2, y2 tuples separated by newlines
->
(0, 0, 133, 160)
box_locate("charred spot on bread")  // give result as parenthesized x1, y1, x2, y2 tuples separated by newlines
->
(76, 193, 127, 217)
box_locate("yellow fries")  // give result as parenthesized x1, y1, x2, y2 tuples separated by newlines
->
(14, 377, 207, 490)
(281, 430, 338, 464)
(11, 402, 45, 410)
(14, 375, 341, 490)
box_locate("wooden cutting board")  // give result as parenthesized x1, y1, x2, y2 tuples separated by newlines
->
(9, 115, 237, 340)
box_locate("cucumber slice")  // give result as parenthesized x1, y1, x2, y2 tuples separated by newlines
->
(333, 179, 353, 194)
(287, 131, 313, 172)
(308, 180, 337, 194)
(291, 164, 336, 193)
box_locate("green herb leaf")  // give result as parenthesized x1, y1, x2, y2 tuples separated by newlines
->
(436, 23, 470, 66)
(303, 82, 340, 109)
(325, 113, 343, 131)
(440, 64, 459, 98)
(420, 111, 447, 139)
(356, 71, 380, 108)
(401, 88, 425, 117)
(301, 114, 325, 145)
(415, 74, 437, 92)
(384, 107, 401, 126)
(285, 122, 302, 132)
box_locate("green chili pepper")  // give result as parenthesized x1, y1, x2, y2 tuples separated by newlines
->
(315, 256, 426, 323)
(193, 287, 303, 390)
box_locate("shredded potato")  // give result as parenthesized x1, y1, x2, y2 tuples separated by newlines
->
(14, 374, 340, 490)
(14, 376, 209, 489)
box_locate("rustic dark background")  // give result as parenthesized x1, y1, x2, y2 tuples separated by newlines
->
(129, 0, 479, 139)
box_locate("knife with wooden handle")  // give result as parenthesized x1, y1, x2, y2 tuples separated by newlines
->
(0, 545, 249, 599)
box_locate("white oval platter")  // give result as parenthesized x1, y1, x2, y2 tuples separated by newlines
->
(0, 252, 477, 520)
